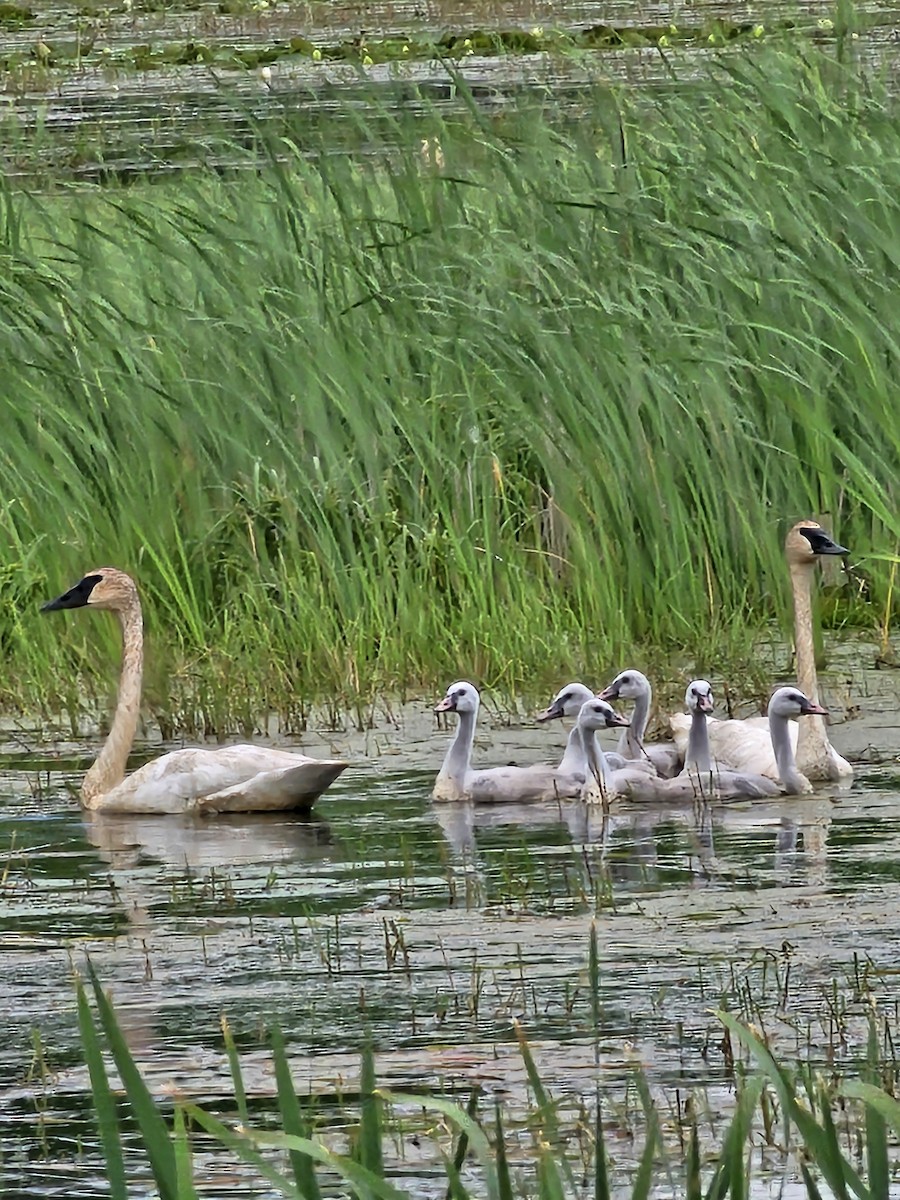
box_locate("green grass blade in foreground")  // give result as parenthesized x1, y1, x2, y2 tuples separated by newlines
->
(861, 1018, 889, 1200)
(704, 1075, 764, 1200)
(442, 1089, 479, 1200)
(379, 1088, 499, 1200)
(514, 1020, 578, 1192)
(594, 1090, 610, 1200)
(185, 1105, 408, 1200)
(494, 1105, 514, 1200)
(841, 1082, 900, 1198)
(629, 1072, 660, 1200)
(173, 1106, 199, 1200)
(716, 1013, 868, 1200)
(75, 976, 128, 1200)
(179, 1104, 305, 1199)
(801, 1161, 826, 1200)
(537, 1148, 566, 1200)
(221, 1015, 249, 1128)
(270, 1024, 321, 1200)
(86, 960, 179, 1200)
(357, 1041, 384, 1181)
(686, 1121, 701, 1200)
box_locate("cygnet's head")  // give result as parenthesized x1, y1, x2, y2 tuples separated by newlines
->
(685, 679, 715, 714)
(784, 520, 848, 568)
(768, 686, 828, 719)
(599, 669, 650, 702)
(42, 567, 138, 614)
(535, 682, 594, 722)
(435, 681, 480, 714)
(576, 698, 630, 733)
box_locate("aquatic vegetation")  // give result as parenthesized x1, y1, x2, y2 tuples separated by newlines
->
(72, 943, 900, 1197)
(0, 35, 896, 725)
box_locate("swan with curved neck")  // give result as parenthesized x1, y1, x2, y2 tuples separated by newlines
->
(669, 521, 852, 782)
(597, 670, 682, 778)
(42, 568, 349, 814)
(535, 682, 654, 775)
(433, 681, 582, 803)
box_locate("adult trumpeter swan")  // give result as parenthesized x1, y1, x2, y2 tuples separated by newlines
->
(669, 521, 852, 782)
(536, 682, 655, 775)
(42, 568, 349, 815)
(433, 681, 582, 803)
(598, 670, 682, 778)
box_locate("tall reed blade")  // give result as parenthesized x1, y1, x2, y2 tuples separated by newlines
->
(270, 1024, 321, 1200)
(86, 960, 179, 1200)
(75, 975, 128, 1200)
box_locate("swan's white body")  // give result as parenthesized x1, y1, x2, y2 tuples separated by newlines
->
(433, 681, 582, 803)
(535, 682, 655, 776)
(669, 522, 852, 782)
(43, 568, 348, 815)
(599, 670, 682, 778)
(88, 746, 348, 815)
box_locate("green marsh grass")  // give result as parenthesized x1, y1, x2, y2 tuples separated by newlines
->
(75, 953, 900, 1198)
(0, 38, 896, 726)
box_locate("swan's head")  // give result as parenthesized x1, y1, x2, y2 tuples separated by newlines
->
(435, 681, 480, 715)
(535, 682, 594, 722)
(42, 567, 138, 614)
(785, 520, 848, 568)
(576, 698, 630, 733)
(685, 679, 715, 714)
(768, 687, 828, 719)
(598, 669, 650, 702)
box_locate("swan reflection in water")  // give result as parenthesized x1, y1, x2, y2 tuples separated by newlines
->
(433, 793, 835, 901)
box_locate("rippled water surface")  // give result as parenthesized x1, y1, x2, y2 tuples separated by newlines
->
(3, 0, 900, 177)
(2, 644, 900, 1195)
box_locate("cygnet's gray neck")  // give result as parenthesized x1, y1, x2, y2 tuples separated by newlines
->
(438, 707, 476, 786)
(617, 684, 650, 758)
(559, 726, 586, 775)
(770, 710, 808, 793)
(685, 708, 712, 773)
(584, 727, 614, 793)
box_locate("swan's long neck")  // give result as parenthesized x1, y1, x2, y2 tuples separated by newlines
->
(81, 599, 144, 808)
(770, 710, 809, 794)
(584, 728, 614, 794)
(790, 562, 832, 775)
(684, 708, 712, 773)
(559, 726, 586, 775)
(618, 686, 650, 758)
(438, 708, 476, 790)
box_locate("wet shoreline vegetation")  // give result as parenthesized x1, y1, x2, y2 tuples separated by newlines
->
(0, 23, 897, 732)
(72, 936, 900, 1197)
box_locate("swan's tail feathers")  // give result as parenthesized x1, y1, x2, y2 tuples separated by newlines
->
(194, 760, 349, 815)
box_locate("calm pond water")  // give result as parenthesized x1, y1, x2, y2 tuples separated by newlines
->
(2, 643, 900, 1195)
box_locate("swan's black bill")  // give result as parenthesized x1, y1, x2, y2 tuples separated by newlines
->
(800, 698, 829, 716)
(535, 700, 564, 722)
(597, 684, 619, 702)
(798, 527, 849, 556)
(42, 574, 102, 612)
(434, 696, 456, 713)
